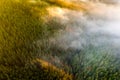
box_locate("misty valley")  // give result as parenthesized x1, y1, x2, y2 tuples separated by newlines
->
(0, 0, 120, 80)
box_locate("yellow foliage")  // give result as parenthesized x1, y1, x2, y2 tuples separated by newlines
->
(33, 58, 73, 80)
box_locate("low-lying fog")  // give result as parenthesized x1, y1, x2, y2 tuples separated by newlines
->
(41, 0, 120, 75)
(48, 2, 120, 53)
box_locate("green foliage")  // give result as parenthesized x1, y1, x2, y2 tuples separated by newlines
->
(0, 0, 61, 66)
(0, 0, 119, 80)
(65, 46, 120, 80)
(0, 59, 72, 80)
(0, 0, 69, 79)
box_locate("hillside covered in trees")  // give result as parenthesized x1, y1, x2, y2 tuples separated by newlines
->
(0, 0, 120, 80)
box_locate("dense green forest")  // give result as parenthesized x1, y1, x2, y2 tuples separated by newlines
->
(0, 0, 120, 80)
(0, 0, 73, 79)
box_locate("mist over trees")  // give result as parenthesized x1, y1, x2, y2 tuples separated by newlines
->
(0, 0, 120, 80)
